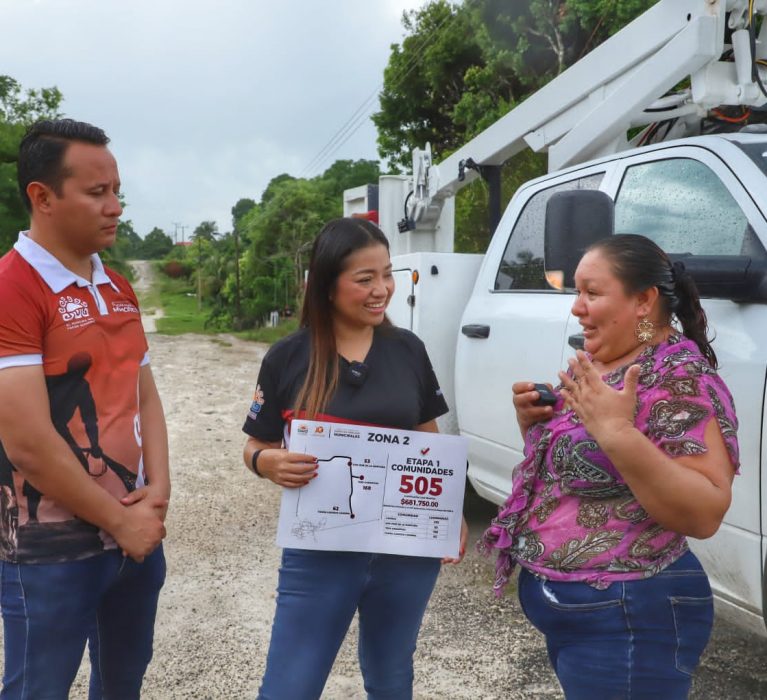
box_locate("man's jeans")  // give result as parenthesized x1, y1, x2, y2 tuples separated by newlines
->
(518, 549, 713, 699)
(258, 548, 441, 700)
(0, 545, 166, 700)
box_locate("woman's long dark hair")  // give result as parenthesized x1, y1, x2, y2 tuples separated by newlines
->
(294, 217, 391, 418)
(589, 234, 717, 367)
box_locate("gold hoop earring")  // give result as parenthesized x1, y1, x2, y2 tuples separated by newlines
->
(635, 317, 656, 344)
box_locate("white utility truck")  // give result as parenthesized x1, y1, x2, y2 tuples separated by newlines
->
(345, 0, 767, 634)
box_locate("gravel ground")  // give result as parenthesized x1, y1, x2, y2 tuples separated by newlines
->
(81, 332, 767, 698)
(136, 332, 564, 699)
(3, 324, 767, 698)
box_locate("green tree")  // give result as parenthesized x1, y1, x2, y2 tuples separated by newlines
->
(373, 1, 484, 170)
(192, 220, 218, 242)
(186, 221, 222, 313)
(381, 0, 659, 153)
(229, 198, 257, 326)
(231, 198, 257, 229)
(207, 161, 392, 329)
(315, 159, 380, 200)
(116, 219, 143, 257)
(569, 0, 661, 43)
(188, 235, 216, 311)
(0, 76, 63, 252)
(260, 174, 296, 205)
(235, 176, 333, 325)
(199, 230, 257, 330)
(374, 0, 659, 251)
(141, 227, 174, 259)
(163, 168, 358, 330)
(0, 76, 62, 125)
(101, 219, 142, 278)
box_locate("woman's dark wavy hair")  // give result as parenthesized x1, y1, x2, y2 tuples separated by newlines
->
(294, 217, 391, 418)
(588, 234, 717, 367)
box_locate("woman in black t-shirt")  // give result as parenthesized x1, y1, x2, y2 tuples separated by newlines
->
(243, 218, 467, 700)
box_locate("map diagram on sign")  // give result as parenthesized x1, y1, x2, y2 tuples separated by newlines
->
(292, 454, 387, 531)
(276, 420, 468, 558)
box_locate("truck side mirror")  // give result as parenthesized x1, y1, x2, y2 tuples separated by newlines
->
(544, 190, 614, 288)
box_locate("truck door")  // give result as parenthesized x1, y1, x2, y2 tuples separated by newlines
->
(456, 168, 607, 504)
(388, 266, 415, 330)
(560, 144, 767, 630)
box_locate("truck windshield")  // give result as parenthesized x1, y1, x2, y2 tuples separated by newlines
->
(734, 141, 767, 176)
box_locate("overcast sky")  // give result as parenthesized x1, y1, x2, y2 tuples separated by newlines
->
(1, 0, 425, 238)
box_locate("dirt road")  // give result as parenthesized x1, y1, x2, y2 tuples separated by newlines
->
(129, 259, 164, 332)
(59, 330, 764, 699)
(121, 332, 562, 699)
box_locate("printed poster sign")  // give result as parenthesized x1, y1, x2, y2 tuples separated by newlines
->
(276, 420, 468, 558)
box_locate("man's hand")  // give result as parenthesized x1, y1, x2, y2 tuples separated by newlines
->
(112, 497, 167, 562)
(121, 483, 170, 521)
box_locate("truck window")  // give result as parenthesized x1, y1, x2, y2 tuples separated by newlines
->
(615, 158, 759, 257)
(495, 173, 604, 290)
(734, 141, 767, 176)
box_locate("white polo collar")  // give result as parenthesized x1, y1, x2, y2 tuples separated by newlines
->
(13, 231, 119, 294)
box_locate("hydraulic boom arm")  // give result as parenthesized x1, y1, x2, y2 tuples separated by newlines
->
(403, 0, 767, 237)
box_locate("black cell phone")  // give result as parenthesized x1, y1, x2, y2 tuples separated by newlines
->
(532, 383, 557, 407)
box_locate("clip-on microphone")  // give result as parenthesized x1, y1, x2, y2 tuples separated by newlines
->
(346, 361, 369, 387)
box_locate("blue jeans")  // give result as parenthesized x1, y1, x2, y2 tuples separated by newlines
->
(258, 548, 441, 700)
(518, 550, 713, 699)
(0, 546, 166, 700)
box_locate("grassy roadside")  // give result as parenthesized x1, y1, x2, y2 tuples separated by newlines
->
(151, 266, 298, 340)
(155, 275, 210, 335)
(234, 317, 299, 343)
(136, 265, 163, 315)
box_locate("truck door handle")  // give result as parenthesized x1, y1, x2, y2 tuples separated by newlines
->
(568, 333, 585, 350)
(461, 324, 490, 339)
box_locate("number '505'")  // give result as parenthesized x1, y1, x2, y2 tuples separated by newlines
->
(399, 475, 443, 496)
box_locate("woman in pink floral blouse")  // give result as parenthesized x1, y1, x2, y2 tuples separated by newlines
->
(481, 234, 739, 699)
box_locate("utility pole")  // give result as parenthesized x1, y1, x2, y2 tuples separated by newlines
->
(273, 265, 277, 306)
(196, 237, 203, 311)
(233, 227, 241, 323)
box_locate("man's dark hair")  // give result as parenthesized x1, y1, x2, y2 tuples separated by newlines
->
(17, 118, 110, 212)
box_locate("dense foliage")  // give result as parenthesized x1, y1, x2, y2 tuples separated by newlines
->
(164, 159, 381, 330)
(0, 76, 62, 252)
(373, 0, 659, 251)
(0, 77, 174, 277)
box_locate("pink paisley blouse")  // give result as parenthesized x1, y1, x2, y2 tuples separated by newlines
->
(480, 334, 739, 593)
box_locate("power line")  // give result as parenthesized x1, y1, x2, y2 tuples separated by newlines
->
(304, 24, 444, 175)
(299, 4, 460, 177)
(299, 87, 381, 177)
